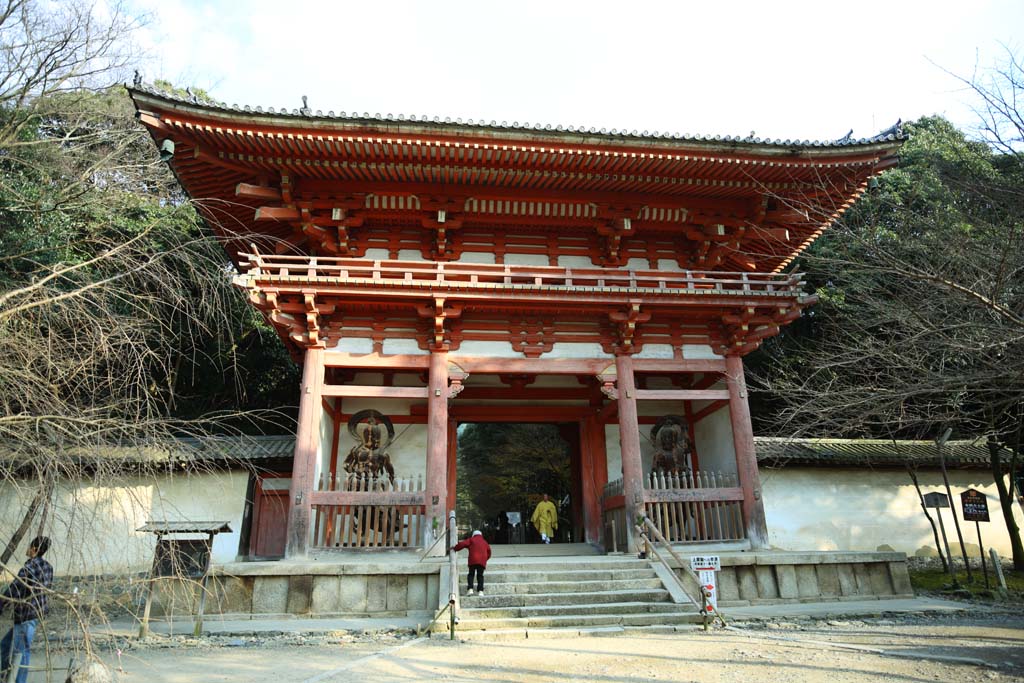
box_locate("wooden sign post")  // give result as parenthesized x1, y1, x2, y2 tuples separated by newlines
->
(960, 489, 991, 589)
(923, 492, 956, 585)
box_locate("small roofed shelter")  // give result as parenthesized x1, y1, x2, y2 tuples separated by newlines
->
(136, 521, 232, 636)
(129, 83, 904, 558)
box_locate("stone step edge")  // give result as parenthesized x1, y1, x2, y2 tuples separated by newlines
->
(458, 602, 697, 619)
(443, 624, 704, 640)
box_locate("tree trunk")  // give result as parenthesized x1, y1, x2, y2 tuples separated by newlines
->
(0, 486, 45, 567)
(907, 465, 948, 571)
(938, 441, 973, 580)
(988, 438, 1024, 571)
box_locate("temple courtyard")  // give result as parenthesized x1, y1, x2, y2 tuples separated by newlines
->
(40, 603, 1024, 682)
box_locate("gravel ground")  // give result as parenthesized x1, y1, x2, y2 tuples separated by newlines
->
(29, 610, 1024, 683)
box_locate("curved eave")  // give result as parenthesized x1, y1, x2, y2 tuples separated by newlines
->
(128, 87, 905, 162)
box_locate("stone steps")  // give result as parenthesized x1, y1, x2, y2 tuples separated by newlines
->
(452, 610, 704, 632)
(483, 568, 658, 583)
(459, 578, 664, 596)
(462, 588, 671, 609)
(460, 600, 692, 620)
(440, 555, 700, 636)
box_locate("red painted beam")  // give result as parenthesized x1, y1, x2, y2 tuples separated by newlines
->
(634, 389, 730, 401)
(321, 385, 428, 399)
(309, 491, 426, 506)
(642, 487, 744, 503)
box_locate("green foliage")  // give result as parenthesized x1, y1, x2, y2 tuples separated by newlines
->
(752, 114, 1024, 441)
(456, 423, 572, 538)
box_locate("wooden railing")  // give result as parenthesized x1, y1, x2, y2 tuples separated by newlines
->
(645, 470, 745, 543)
(601, 470, 746, 547)
(238, 251, 806, 298)
(312, 473, 426, 549)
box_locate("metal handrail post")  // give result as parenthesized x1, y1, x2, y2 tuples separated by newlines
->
(448, 511, 458, 640)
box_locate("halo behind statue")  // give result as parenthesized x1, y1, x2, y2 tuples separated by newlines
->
(347, 409, 396, 449)
(651, 415, 687, 442)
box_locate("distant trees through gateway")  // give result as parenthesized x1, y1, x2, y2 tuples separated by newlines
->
(456, 423, 574, 544)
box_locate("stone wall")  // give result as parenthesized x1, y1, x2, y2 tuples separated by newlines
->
(147, 561, 440, 618)
(666, 551, 913, 607)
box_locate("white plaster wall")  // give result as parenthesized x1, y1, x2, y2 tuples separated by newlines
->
(605, 424, 622, 482)
(692, 401, 738, 476)
(317, 406, 334, 485)
(451, 341, 519, 358)
(363, 248, 390, 260)
(332, 337, 374, 354)
(382, 339, 426, 355)
(762, 467, 1024, 557)
(557, 255, 595, 269)
(397, 249, 426, 262)
(657, 259, 684, 272)
(634, 344, 675, 359)
(546, 343, 607, 359)
(457, 251, 496, 264)
(0, 470, 249, 576)
(626, 258, 649, 270)
(503, 253, 549, 266)
(682, 344, 722, 360)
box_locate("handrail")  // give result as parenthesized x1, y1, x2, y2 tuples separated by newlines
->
(416, 511, 459, 639)
(637, 515, 727, 629)
(238, 251, 807, 296)
(447, 510, 458, 640)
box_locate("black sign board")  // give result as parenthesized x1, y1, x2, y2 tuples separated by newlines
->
(960, 489, 990, 523)
(153, 539, 211, 579)
(923, 492, 950, 508)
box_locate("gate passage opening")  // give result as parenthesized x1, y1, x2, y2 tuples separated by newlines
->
(455, 423, 576, 544)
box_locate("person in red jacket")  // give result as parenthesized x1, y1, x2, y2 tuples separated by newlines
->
(452, 530, 492, 595)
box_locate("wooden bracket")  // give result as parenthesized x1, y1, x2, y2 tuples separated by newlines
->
(416, 297, 463, 351)
(609, 303, 651, 354)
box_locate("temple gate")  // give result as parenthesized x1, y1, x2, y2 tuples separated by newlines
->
(130, 84, 903, 559)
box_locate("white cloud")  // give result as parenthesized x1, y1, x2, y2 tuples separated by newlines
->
(125, 0, 1022, 139)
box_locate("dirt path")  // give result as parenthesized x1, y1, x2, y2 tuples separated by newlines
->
(38, 615, 1024, 683)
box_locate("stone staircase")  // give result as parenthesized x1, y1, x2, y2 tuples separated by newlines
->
(440, 553, 703, 638)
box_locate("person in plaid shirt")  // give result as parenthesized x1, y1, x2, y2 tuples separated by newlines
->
(0, 536, 53, 683)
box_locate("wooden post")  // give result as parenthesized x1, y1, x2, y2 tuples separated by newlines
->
(426, 351, 450, 548)
(193, 531, 214, 637)
(615, 354, 644, 547)
(724, 354, 768, 548)
(286, 347, 325, 558)
(138, 533, 161, 639)
(580, 415, 608, 546)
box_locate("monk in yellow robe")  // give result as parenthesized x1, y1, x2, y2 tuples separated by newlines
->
(531, 494, 558, 544)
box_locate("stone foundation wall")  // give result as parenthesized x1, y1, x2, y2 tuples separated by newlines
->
(148, 562, 440, 618)
(669, 551, 913, 606)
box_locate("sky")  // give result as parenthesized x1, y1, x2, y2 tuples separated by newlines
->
(127, 0, 1022, 142)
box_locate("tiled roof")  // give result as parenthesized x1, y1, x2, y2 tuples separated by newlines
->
(755, 437, 1004, 469)
(137, 521, 232, 534)
(129, 81, 906, 150)
(176, 435, 295, 462)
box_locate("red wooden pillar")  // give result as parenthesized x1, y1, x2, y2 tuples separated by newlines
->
(286, 346, 325, 558)
(615, 354, 644, 547)
(725, 354, 769, 548)
(425, 351, 449, 547)
(445, 418, 458, 513)
(580, 414, 608, 545)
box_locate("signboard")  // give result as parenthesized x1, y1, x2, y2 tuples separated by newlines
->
(153, 539, 210, 579)
(960, 489, 990, 522)
(923, 492, 950, 508)
(689, 555, 721, 612)
(689, 555, 721, 571)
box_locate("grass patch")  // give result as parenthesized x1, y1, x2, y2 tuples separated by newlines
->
(910, 566, 1024, 598)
